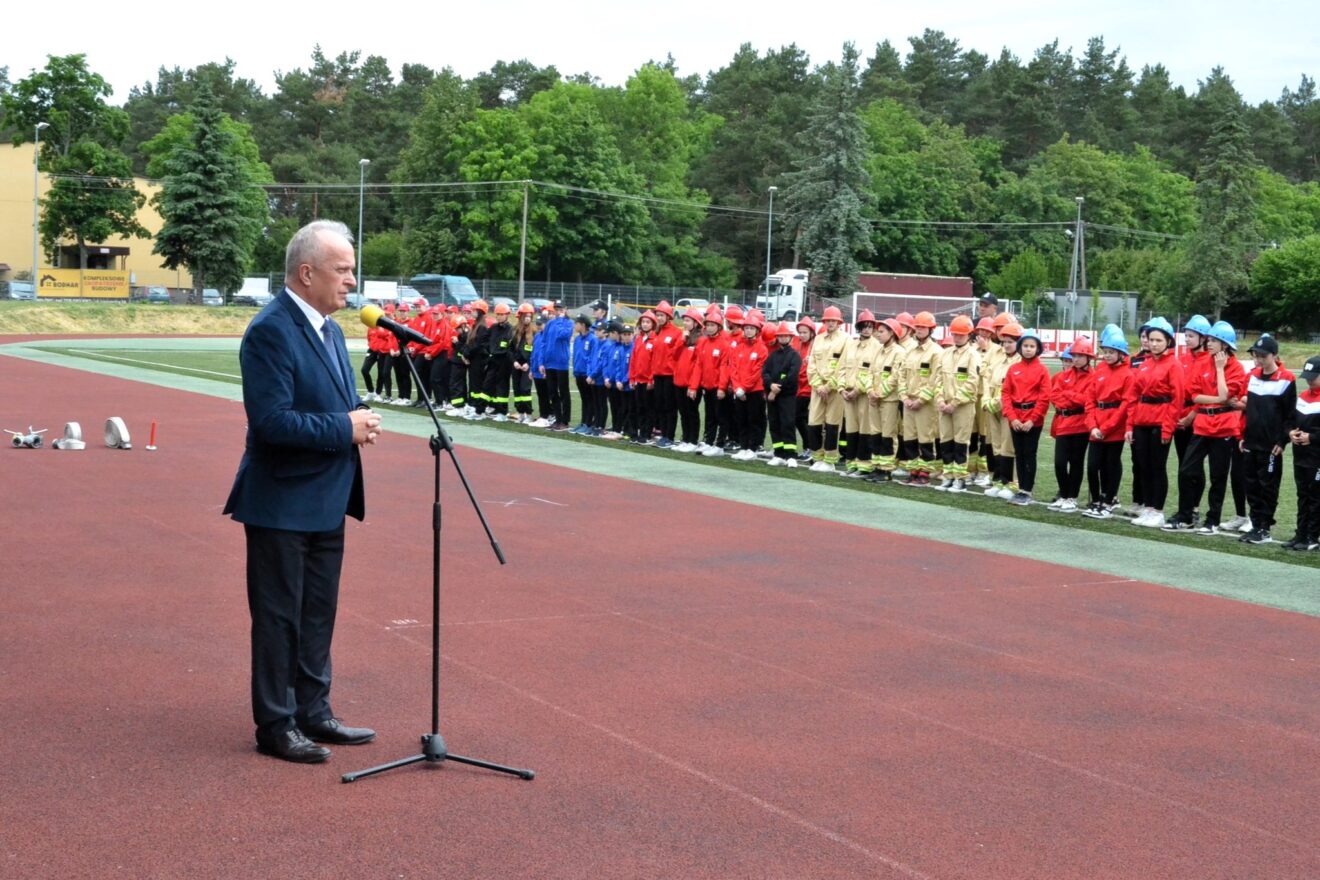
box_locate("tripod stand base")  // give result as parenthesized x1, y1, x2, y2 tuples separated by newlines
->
(341, 733, 535, 784)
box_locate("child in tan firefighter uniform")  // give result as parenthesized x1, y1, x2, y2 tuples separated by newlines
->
(935, 315, 982, 491)
(865, 318, 907, 482)
(807, 306, 849, 472)
(982, 322, 1022, 497)
(898, 311, 944, 485)
(839, 310, 883, 477)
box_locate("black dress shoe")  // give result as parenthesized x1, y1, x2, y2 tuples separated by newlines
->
(300, 717, 376, 745)
(256, 729, 331, 764)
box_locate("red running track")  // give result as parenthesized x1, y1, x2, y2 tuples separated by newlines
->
(2, 352, 1319, 879)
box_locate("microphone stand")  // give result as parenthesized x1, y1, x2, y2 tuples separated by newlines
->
(343, 339, 534, 784)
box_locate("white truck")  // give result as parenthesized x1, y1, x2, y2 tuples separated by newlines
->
(755, 268, 810, 319)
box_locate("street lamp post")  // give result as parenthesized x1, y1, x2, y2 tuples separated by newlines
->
(1067, 195, 1085, 332)
(765, 185, 778, 285)
(32, 122, 49, 294)
(357, 158, 370, 292)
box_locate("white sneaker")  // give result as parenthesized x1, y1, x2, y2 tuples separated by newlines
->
(786, 458, 799, 469)
(972, 474, 992, 488)
(1058, 498, 1078, 512)
(702, 446, 724, 458)
(1222, 515, 1250, 533)
(1047, 497, 1067, 510)
(767, 457, 784, 467)
(809, 461, 835, 473)
(528, 418, 549, 428)
(892, 468, 910, 480)
(736, 449, 758, 461)
(546, 416, 557, 426)
(934, 477, 953, 491)
(1141, 512, 1166, 528)
(492, 414, 508, 422)
(948, 479, 965, 494)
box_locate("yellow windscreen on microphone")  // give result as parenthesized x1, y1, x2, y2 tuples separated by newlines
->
(360, 304, 384, 329)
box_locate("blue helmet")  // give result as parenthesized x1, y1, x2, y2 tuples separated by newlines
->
(1146, 317, 1176, 342)
(1183, 314, 1213, 337)
(1208, 320, 1237, 350)
(1018, 327, 1042, 354)
(1059, 345, 1073, 361)
(1100, 324, 1129, 355)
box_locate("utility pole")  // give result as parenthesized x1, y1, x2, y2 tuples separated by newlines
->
(1067, 196, 1085, 332)
(518, 181, 529, 300)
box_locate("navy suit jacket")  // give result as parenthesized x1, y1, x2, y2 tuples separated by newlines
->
(224, 290, 365, 531)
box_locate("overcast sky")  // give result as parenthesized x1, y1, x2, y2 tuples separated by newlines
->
(4, 1, 1315, 106)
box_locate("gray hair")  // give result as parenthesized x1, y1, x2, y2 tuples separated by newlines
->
(284, 220, 354, 280)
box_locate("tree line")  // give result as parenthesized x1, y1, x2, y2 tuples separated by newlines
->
(2, 33, 1319, 331)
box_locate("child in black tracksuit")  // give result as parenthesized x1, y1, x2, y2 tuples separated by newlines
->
(1241, 336, 1297, 541)
(1286, 356, 1320, 551)
(762, 324, 803, 464)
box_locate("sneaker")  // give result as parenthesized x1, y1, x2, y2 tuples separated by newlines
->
(766, 456, 784, 467)
(809, 461, 835, 473)
(731, 449, 756, 461)
(702, 446, 724, 458)
(1009, 491, 1033, 506)
(1195, 524, 1220, 536)
(1057, 498, 1078, 512)
(528, 418, 549, 428)
(1047, 497, 1067, 510)
(797, 451, 814, 462)
(545, 416, 557, 427)
(492, 414, 508, 423)
(1281, 537, 1306, 550)
(1083, 503, 1112, 520)
(601, 431, 623, 441)
(1240, 528, 1272, 545)
(1161, 515, 1194, 531)
(948, 479, 966, 494)
(972, 474, 992, 488)
(1141, 512, 1166, 528)
(892, 468, 910, 480)
(786, 458, 799, 469)
(1238, 518, 1255, 534)
(1221, 515, 1249, 532)
(934, 477, 953, 492)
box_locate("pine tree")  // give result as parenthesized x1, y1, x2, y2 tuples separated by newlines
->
(1182, 104, 1260, 316)
(781, 43, 874, 299)
(152, 85, 261, 297)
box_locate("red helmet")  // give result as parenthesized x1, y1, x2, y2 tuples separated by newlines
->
(880, 318, 903, 339)
(654, 300, 675, 318)
(940, 335, 955, 347)
(999, 322, 1024, 339)
(796, 316, 817, 336)
(822, 305, 843, 322)
(856, 309, 876, 325)
(896, 311, 915, 329)
(913, 311, 937, 329)
(725, 305, 745, 324)
(493, 303, 512, 316)
(742, 310, 765, 329)
(472, 299, 489, 313)
(640, 309, 657, 324)
(704, 309, 724, 325)
(992, 311, 1014, 329)
(397, 302, 411, 313)
(682, 307, 704, 326)
(1071, 335, 1095, 358)
(516, 302, 535, 316)
(383, 302, 396, 313)
(416, 297, 427, 309)
(775, 320, 796, 336)
(949, 315, 975, 335)
(975, 317, 996, 334)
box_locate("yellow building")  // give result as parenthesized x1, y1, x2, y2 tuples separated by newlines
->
(0, 143, 192, 293)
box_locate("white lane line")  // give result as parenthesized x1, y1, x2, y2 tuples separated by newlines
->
(71, 349, 242, 380)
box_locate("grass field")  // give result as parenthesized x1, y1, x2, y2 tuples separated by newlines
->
(33, 341, 1319, 569)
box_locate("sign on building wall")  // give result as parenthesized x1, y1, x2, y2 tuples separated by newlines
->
(36, 269, 130, 299)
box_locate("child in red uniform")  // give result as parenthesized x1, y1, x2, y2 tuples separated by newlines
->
(1001, 328, 1051, 505)
(1048, 335, 1095, 511)
(1125, 317, 1184, 528)
(1082, 326, 1133, 518)
(1166, 321, 1248, 535)
(726, 312, 769, 460)
(793, 317, 816, 460)
(690, 309, 728, 456)
(673, 308, 703, 451)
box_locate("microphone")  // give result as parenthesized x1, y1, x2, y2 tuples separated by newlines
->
(361, 304, 433, 347)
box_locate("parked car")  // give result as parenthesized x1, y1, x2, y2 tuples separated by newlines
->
(201, 288, 223, 306)
(233, 291, 273, 307)
(146, 287, 172, 304)
(409, 274, 480, 309)
(675, 297, 710, 311)
(345, 292, 367, 309)
(4, 281, 35, 300)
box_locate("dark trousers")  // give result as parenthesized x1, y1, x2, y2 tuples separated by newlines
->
(512, 369, 533, 415)
(796, 396, 810, 450)
(545, 369, 571, 425)
(654, 375, 678, 440)
(1176, 434, 1235, 525)
(768, 393, 797, 458)
(700, 388, 721, 445)
(678, 388, 700, 444)
(608, 387, 624, 432)
(1244, 448, 1284, 530)
(1228, 446, 1247, 517)
(447, 360, 467, 407)
(244, 523, 344, 738)
(468, 357, 488, 411)
(428, 357, 450, 406)
(1132, 425, 1172, 510)
(738, 391, 765, 450)
(533, 376, 551, 418)
(1010, 426, 1042, 493)
(1054, 433, 1089, 499)
(391, 353, 412, 400)
(1087, 440, 1124, 505)
(574, 375, 592, 427)
(1295, 464, 1320, 541)
(483, 357, 513, 415)
(360, 352, 383, 394)
(590, 385, 608, 429)
(718, 394, 735, 445)
(620, 389, 637, 439)
(635, 384, 654, 437)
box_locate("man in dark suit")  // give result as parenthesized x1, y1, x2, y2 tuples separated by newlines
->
(224, 220, 383, 763)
